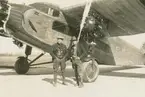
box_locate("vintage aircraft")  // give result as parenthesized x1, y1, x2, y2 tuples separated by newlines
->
(0, 0, 145, 83)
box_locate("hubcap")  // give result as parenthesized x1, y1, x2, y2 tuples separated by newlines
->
(86, 61, 97, 79)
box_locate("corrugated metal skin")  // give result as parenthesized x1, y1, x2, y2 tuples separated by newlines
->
(93, 0, 145, 36)
(6, 4, 52, 53)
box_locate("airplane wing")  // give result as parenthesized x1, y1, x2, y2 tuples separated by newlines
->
(62, 0, 145, 37)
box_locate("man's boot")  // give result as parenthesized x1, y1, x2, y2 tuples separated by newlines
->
(78, 82, 84, 88)
(53, 73, 57, 87)
(78, 77, 84, 88)
(0, 27, 4, 33)
(62, 74, 67, 85)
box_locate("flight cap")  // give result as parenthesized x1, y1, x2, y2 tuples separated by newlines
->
(57, 35, 64, 40)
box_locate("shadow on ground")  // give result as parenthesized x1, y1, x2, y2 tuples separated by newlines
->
(0, 67, 75, 78)
(42, 77, 76, 86)
(100, 71, 145, 79)
(0, 65, 145, 79)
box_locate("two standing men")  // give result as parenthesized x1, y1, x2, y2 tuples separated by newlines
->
(51, 36, 84, 88)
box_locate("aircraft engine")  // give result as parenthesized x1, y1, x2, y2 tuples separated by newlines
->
(84, 15, 96, 31)
(81, 9, 109, 42)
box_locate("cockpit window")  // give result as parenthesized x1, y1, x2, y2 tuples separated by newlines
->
(30, 3, 60, 17)
(52, 21, 67, 33)
(39, 7, 48, 14)
(48, 8, 60, 17)
(48, 8, 53, 15)
(30, 3, 48, 14)
(53, 10, 60, 17)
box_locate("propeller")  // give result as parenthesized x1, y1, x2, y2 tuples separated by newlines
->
(74, 0, 92, 57)
(77, 0, 92, 42)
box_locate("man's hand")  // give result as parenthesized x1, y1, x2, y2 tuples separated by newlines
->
(55, 57, 60, 61)
(62, 57, 67, 61)
(72, 63, 75, 69)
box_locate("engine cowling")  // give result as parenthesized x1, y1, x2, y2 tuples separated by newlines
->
(81, 9, 109, 42)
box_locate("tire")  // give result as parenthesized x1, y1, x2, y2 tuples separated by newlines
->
(83, 59, 99, 83)
(14, 56, 29, 74)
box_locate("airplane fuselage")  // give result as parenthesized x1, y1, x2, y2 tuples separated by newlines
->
(7, 3, 72, 53)
(4, 1, 145, 65)
(1, 0, 144, 79)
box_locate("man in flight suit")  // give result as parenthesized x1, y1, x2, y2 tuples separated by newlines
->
(51, 36, 68, 87)
(69, 36, 84, 88)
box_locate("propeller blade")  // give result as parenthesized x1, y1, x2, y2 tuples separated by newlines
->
(77, 0, 92, 41)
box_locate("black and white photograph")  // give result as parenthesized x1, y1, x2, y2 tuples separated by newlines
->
(0, 0, 145, 97)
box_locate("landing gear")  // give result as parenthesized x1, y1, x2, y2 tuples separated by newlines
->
(83, 59, 99, 82)
(14, 56, 29, 74)
(14, 45, 32, 74)
(14, 45, 51, 74)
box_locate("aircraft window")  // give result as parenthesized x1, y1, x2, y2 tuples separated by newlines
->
(30, 4, 48, 14)
(39, 7, 48, 14)
(53, 10, 60, 17)
(48, 8, 53, 15)
(52, 21, 66, 33)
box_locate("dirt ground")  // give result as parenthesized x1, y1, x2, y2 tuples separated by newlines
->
(0, 56, 145, 97)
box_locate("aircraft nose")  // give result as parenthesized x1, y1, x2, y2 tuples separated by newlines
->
(6, 4, 31, 31)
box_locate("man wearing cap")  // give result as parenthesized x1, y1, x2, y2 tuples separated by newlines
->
(51, 36, 68, 87)
(0, 0, 11, 33)
(68, 36, 84, 88)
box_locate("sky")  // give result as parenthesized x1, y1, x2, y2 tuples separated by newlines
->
(1, 0, 145, 54)
(9, 0, 86, 8)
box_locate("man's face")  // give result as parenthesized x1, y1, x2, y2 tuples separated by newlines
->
(57, 38, 63, 44)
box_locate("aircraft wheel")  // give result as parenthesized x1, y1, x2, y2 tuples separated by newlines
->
(14, 56, 29, 74)
(83, 59, 99, 83)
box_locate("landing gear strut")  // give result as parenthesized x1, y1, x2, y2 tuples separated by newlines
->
(14, 45, 52, 74)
